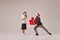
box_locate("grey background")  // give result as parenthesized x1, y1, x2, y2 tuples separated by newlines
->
(0, 0, 60, 35)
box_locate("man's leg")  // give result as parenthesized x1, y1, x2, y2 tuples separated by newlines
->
(40, 25, 52, 35)
(34, 25, 40, 35)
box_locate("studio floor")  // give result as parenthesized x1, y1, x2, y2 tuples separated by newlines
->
(0, 33, 60, 40)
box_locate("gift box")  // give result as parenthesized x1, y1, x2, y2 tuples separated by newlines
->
(29, 17, 35, 25)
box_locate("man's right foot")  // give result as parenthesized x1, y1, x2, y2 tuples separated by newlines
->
(48, 33, 52, 35)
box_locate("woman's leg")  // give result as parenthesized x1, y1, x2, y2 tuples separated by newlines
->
(22, 30, 25, 34)
(40, 25, 52, 35)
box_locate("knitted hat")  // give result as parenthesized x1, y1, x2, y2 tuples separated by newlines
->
(37, 13, 40, 16)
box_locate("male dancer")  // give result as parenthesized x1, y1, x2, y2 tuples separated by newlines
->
(34, 13, 52, 36)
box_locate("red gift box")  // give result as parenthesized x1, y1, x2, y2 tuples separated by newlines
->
(29, 17, 35, 25)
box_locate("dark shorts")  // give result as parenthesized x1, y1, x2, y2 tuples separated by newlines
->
(21, 23, 27, 30)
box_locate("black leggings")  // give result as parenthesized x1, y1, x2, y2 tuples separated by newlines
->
(34, 25, 50, 34)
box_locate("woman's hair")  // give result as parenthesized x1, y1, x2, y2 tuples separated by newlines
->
(23, 11, 27, 14)
(23, 11, 27, 17)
